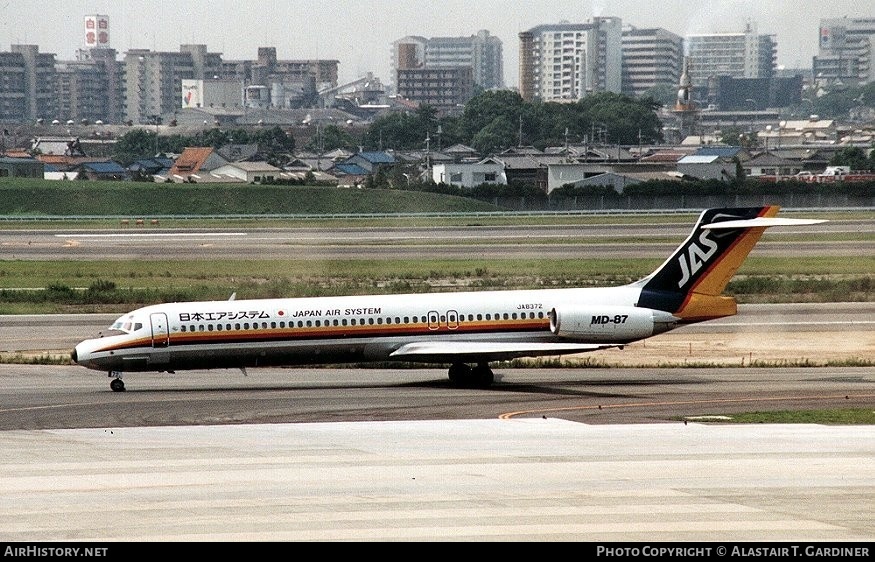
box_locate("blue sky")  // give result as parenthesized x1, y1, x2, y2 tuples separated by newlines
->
(1, 0, 869, 85)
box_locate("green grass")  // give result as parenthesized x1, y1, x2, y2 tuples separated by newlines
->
(683, 409, 875, 425)
(0, 180, 502, 216)
(1, 256, 871, 314)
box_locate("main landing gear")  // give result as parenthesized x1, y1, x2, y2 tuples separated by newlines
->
(108, 372, 126, 392)
(447, 362, 494, 388)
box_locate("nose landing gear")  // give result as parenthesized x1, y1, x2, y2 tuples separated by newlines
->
(108, 372, 126, 392)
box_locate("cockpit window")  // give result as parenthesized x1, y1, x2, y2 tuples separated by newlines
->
(110, 317, 143, 334)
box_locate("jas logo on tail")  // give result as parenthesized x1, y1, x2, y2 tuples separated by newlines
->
(677, 230, 719, 288)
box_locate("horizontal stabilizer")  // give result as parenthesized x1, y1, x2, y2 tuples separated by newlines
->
(703, 217, 826, 229)
(390, 341, 621, 363)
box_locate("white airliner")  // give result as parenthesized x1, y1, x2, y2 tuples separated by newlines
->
(72, 206, 825, 391)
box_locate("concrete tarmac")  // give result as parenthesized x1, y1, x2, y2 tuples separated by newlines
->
(1, 419, 873, 542)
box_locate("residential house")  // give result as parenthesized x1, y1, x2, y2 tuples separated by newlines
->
(128, 156, 174, 178)
(771, 116, 838, 146)
(344, 151, 396, 174)
(676, 146, 747, 181)
(210, 161, 282, 183)
(216, 143, 260, 162)
(44, 163, 79, 180)
(495, 150, 572, 191)
(75, 160, 128, 181)
(330, 162, 369, 187)
(770, 148, 835, 174)
(442, 143, 479, 162)
(743, 152, 804, 178)
(164, 147, 228, 182)
(431, 158, 507, 188)
(0, 156, 44, 178)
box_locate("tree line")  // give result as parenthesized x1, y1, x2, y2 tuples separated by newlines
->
(110, 91, 664, 166)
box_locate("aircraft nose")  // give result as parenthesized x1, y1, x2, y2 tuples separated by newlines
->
(70, 347, 78, 364)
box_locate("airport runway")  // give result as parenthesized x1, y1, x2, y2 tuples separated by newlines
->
(2, 419, 873, 542)
(1, 216, 872, 542)
(0, 217, 866, 260)
(0, 308, 873, 541)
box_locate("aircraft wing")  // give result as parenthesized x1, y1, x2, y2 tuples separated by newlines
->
(389, 341, 622, 363)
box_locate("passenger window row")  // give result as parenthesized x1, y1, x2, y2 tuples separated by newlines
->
(177, 311, 546, 333)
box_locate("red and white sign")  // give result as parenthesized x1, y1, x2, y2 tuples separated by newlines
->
(84, 15, 110, 47)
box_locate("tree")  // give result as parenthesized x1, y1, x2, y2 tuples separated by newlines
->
(831, 147, 870, 171)
(251, 126, 295, 153)
(458, 90, 525, 140)
(112, 129, 158, 165)
(471, 116, 516, 155)
(579, 92, 663, 144)
(640, 84, 677, 108)
(304, 124, 354, 152)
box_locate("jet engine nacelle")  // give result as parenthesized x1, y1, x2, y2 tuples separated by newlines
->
(549, 305, 678, 342)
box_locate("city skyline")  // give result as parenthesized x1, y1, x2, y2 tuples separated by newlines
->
(1, 0, 871, 86)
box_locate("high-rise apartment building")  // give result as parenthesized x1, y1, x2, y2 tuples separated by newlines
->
(8, 45, 56, 123)
(396, 66, 474, 114)
(518, 17, 623, 103)
(391, 30, 503, 93)
(621, 27, 683, 98)
(684, 24, 776, 90)
(124, 46, 224, 124)
(0, 52, 28, 123)
(814, 17, 875, 87)
(55, 48, 123, 124)
(52, 15, 122, 124)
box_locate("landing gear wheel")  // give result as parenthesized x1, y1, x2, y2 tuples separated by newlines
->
(448, 363, 471, 385)
(447, 363, 494, 388)
(472, 364, 494, 388)
(110, 378, 126, 392)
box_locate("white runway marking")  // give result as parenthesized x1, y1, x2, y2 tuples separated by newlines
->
(56, 233, 247, 238)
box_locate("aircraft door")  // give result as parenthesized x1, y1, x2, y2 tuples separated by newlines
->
(427, 311, 440, 331)
(150, 312, 170, 348)
(447, 310, 459, 330)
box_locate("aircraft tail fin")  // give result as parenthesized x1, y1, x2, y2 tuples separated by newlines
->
(632, 206, 825, 321)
